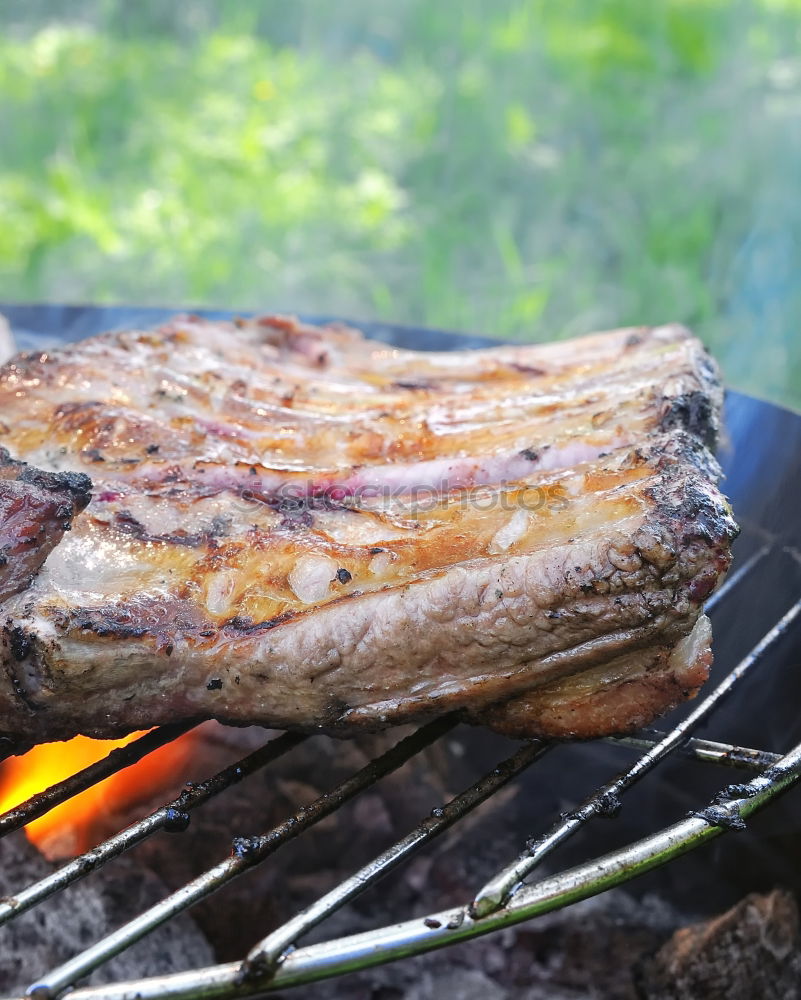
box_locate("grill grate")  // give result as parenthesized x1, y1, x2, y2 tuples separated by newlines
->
(1, 518, 800, 1000)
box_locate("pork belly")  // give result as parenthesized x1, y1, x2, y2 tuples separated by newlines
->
(0, 316, 719, 483)
(0, 316, 736, 743)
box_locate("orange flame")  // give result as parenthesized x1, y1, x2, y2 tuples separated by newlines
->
(0, 731, 198, 860)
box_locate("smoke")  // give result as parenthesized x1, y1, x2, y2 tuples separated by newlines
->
(723, 209, 801, 409)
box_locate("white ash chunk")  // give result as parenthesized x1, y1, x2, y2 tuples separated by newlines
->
(0, 833, 212, 993)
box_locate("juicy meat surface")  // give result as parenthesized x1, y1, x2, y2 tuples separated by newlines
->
(0, 449, 91, 606)
(0, 316, 737, 744)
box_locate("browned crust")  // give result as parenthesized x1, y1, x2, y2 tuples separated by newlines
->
(0, 317, 722, 476)
(477, 620, 712, 740)
(0, 433, 735, 744)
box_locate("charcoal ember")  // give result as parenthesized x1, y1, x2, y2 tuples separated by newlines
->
(486, 891, 681, 1000)
(640, 889, 801, 1000)
(0, 832, 212, 993)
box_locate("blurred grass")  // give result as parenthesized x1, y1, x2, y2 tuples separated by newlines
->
(1, 0, 800, 406)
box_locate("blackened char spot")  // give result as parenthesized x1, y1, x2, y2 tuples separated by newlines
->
(209, 516, 231, 537)
(54, 502, 74, 523)
(18, 467, 92, 510)
(660, 390, 717, 449)
(226, 614, 253, 630)
(206, 678, 223, 691)
(649, 430, 721, 482)
(64, 600, 205, 644)
(222, 610, 297, 635)
(161, 466, 183, 484)
(317, 697, 351, 728)
(241, 488, 351, 521)
(9, 627, 31, 662)
(336, 568, 352, 584)
(647, 477, 739, 548)
(113, 509, 228, 547)
(280, 510, 314, 530)
(1, 627, 43, 711)
(73, 614, 148, 640)
(391, 379, 435, 391)
(519, 448, 540, 462)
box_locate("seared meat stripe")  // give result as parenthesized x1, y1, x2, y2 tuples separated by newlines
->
(1, 318, 718, 481)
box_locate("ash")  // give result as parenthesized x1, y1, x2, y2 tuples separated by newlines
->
(0, 832, 212, 995)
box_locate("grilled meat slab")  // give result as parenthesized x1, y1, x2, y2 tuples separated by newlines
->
(0, 316, 736, 743)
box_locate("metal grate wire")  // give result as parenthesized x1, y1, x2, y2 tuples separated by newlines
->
(1, 529, 800, 1000)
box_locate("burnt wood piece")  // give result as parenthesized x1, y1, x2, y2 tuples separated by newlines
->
(0, 316, 735, 743)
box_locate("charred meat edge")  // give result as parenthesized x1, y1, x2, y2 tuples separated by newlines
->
(0, 448, 92, 606)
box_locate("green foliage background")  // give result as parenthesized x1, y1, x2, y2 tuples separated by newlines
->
(1, 1, 800, 406)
